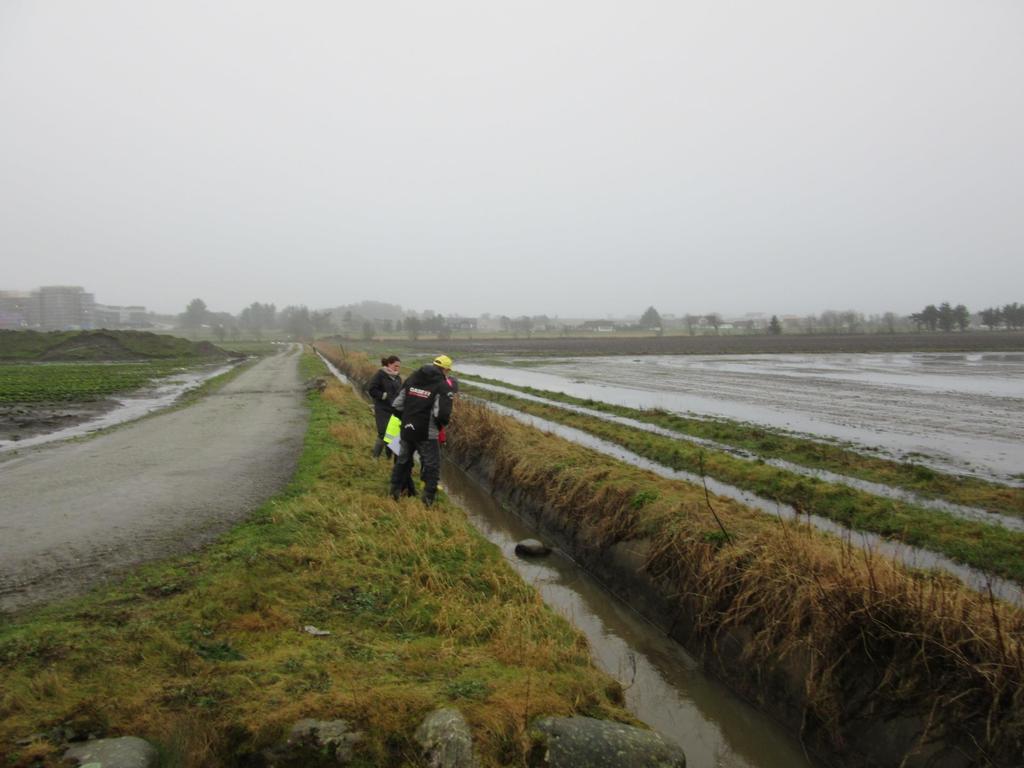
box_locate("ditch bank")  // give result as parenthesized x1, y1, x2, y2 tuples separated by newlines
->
(441, 405, 1022, 768)
(319, 343, 1024, 768)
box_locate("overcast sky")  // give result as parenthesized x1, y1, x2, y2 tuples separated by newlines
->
(2, 1, 1022, 319)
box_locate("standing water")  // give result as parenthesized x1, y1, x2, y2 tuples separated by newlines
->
(442, 461, 814, 768)
(457, 353, 1024, 484)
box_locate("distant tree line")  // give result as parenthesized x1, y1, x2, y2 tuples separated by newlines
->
(909, 303, 971, 332)
(175, 297, 1024, 342)
(978, 303, 1024, 330)
(178, 299, 333, 341)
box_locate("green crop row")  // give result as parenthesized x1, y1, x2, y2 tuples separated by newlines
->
(0, 361, 190, 403)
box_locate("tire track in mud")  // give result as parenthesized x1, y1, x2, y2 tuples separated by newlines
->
(0, 347, 307, 614)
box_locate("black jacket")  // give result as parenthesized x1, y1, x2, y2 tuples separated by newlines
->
(391, 364, 453, 442)
(367, 368, 402, 413)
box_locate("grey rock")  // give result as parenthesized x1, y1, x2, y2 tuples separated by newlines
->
(64, 736, 158, 768)
(515, 539, 551, 557)
(282, 719, 362, 764)
(414, 708, 479, 768)
(530, 717, 686, 767)
(305, 377, 328, 394)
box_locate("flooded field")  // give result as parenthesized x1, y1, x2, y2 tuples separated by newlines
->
(458, 352, 1024, 484)
(0, 361, 238, 456)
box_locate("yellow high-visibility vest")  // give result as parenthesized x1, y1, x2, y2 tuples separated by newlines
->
(383, 415, 401, 444)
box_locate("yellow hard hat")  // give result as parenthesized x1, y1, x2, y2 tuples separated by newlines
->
(433, 354, 453, 370)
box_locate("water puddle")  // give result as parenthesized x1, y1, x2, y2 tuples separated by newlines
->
(477, 400, 1022, 606)
(465, 380, 1024, 532)
(0, 361, 240, 456)
(442, 461, 814, 768)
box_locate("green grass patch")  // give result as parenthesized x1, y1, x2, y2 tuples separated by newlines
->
(0, 361, 205, 403)
(0, 350, 627, 766)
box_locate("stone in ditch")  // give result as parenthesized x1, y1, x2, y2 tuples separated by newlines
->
(64, 736, 158, 768)
(283, 719, 362, 764)
(515, 539, 551, 557)
(414, 708, 480, 768)
(529, 716, 686, 767)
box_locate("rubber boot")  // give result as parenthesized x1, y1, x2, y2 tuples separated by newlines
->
(421, 491, 435, 507)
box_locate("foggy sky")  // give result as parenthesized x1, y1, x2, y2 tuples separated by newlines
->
(2, 1, 1022, 318)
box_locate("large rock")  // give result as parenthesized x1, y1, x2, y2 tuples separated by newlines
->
(515, 539, 551, 557)
(64, 736, 158, 768)
(529, 716, 685, 767)
(414, 708, 479, 768)
(263, 719, 363, 766)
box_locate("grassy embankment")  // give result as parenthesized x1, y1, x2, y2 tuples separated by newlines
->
(0, 351, 627, 766)
(460, 375, 1024, 517)
(322, 346, 1024, 765)
(458, 380, 1024, 585)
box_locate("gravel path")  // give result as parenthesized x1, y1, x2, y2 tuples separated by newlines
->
(0, 346, 308, 614)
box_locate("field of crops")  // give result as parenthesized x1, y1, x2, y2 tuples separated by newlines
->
(0, 361, 188, 403)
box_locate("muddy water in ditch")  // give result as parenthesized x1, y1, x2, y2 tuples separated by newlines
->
(457, 353, 1024, 484)
(442, 462, 812, 768)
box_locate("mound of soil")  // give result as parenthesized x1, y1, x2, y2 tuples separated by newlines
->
(0, 330, 231, 361)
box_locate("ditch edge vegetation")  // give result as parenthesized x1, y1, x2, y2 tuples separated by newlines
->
(323, 343, 1024, 768)
(460, 382, 1024, 586)
(0, 350, 633, 767)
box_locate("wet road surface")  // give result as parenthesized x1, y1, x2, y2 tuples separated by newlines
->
(0, 346, 307, 614)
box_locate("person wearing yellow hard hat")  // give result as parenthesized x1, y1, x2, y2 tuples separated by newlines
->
(388, 354, 455, 506)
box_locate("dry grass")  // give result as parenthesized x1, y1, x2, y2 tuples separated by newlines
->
(442, 398, 1024, 765)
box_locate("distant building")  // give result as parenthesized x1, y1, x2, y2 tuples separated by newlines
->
(445, 316, 478, 331)
(0, 291, 32, 329)
(476, 315, 505, 333)
(578, 320, 616, 332)
(93, 304, 150, 329)
(34, 286, 95, 330)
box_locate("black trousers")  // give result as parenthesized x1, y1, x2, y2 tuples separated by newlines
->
(389, 438, 441, 499)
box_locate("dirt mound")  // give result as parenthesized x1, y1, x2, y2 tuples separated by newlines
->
(38, 332, 144, 361)
(0, 330, 231, 361)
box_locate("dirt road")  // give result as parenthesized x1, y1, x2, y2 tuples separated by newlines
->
(0, 346, 308, 614)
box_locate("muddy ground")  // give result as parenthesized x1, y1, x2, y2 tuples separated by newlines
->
(0, 346, 307, 614)
(0, 400, 118, 441)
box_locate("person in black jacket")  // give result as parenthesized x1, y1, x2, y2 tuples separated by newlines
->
(388, 355, 454, 506)
(367, 355, 402, 458)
